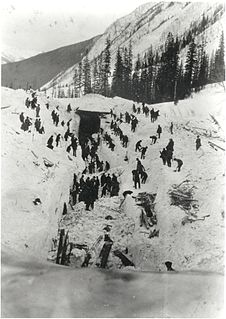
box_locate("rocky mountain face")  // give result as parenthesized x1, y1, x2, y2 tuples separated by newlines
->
(41, 1, 225, 91)
(1, 35, 101, 90)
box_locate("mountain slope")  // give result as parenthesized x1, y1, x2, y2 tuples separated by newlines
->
(42, 1, 225, 91)
(1, 35, 101, 90)
(1, 45, 40, 64)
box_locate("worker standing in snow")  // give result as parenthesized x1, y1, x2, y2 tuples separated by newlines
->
(160, 148, 167, 165)
(19, 112, 24, 123)
(47, 135, 54, 149)
(56, 134, 61, 147)
(157, 125, 162, 139)
(67, 104, 72, 112)
(132, 169, 141, 189)
(173, 158, 183, 172)
(141, 146, 148, 159)
(196, 136, 201, 150)
(36, 104, 40, 117)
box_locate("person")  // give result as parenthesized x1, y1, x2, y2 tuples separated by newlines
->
(25, 97, 30, 108)
(47, 136, 54, 149)
(64, 129, 70, 141)
(66, 145, 71, 153)
(166, 138, 174, 152)
(56, 134, 61, 147)
(160, 148, 167, 165)
(39, 126, 45, 134)
(122, 135, 128, 147)
(55, 114, 59, 126)
(141, 146, 148, 159)
(170, 122, 173, 134)
(105, 161, 110, 171)
(196, 136, 201, 150)
(157, 125, 162, 139)
(19, 112, 24, 123)
(132, 169, 140, 189)
(135, 140, 142, 152)
(150, 135, 157, 144)
(111, 174, 119, 197)
(71, 136, 78, 157)
(136, 158, 145, 175)
(173, 158, 183, 172)
(67, 104, 72, 112)
(141, 170, 148, 184)
(22, 116, 32, 131)
(36, 104, 40, 117)
(35, 118, 41, 131)
(101, 173, 106, 187)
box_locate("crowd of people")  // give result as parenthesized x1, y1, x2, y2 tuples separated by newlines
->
(21, 91, 205, 217)
(69, 132, 120, 211)
(20, 93, 45, 133)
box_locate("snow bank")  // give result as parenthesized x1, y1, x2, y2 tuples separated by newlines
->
(1, 87, 85, 259)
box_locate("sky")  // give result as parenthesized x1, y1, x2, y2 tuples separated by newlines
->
(1, 0, 223, 57)
(1, 0, 152, 56)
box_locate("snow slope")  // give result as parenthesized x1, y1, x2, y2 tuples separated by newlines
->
(1, 87, 85, 259)
(56, 83, 225, 273)
(1, 82, 225, 271)
(42, 1, 225, 90)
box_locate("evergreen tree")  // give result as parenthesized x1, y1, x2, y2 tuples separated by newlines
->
(111, 47, 124, 97)
(123, 41, 133, 99)
(132, 54, 141, 101)
(214, 31, 225, 83)
(208, 51, 216, 84)
(198, 41, 209, 89)
(102, 37, 111, 96)
(146, 47, 154, 103)
(78, 61, 83, 96)
(184, 38, 197, 96)
(139, 60, 148, 102)
(73, 68, 80, 97)
(175, 62, 185, 102)
(155, 33, 179, 101)
(83, 55, 92, 94)
(92, 58, 100, 94)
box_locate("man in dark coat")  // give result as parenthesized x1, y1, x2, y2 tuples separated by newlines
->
(141, 146, 148, 159)
(160, 148, 167, 165)
(196, 136, 201, 150)
(19, 112, 24, 123)
(56, 134, 61, 147)
(132, 169, 140, 189)
(157, 125, 162, 139)
(36, 104, 40, 117)
(47, 136, 54, 149)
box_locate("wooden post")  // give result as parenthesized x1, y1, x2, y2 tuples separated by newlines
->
(60, 231, 69, 265)
(56, 229, 65, 264)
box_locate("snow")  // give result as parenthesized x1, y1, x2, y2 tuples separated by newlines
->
(51, 83, 225, 273)
(1, 81, 225, 317)
(1, 82, 225, 274)
(1, 87, 85, 259)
